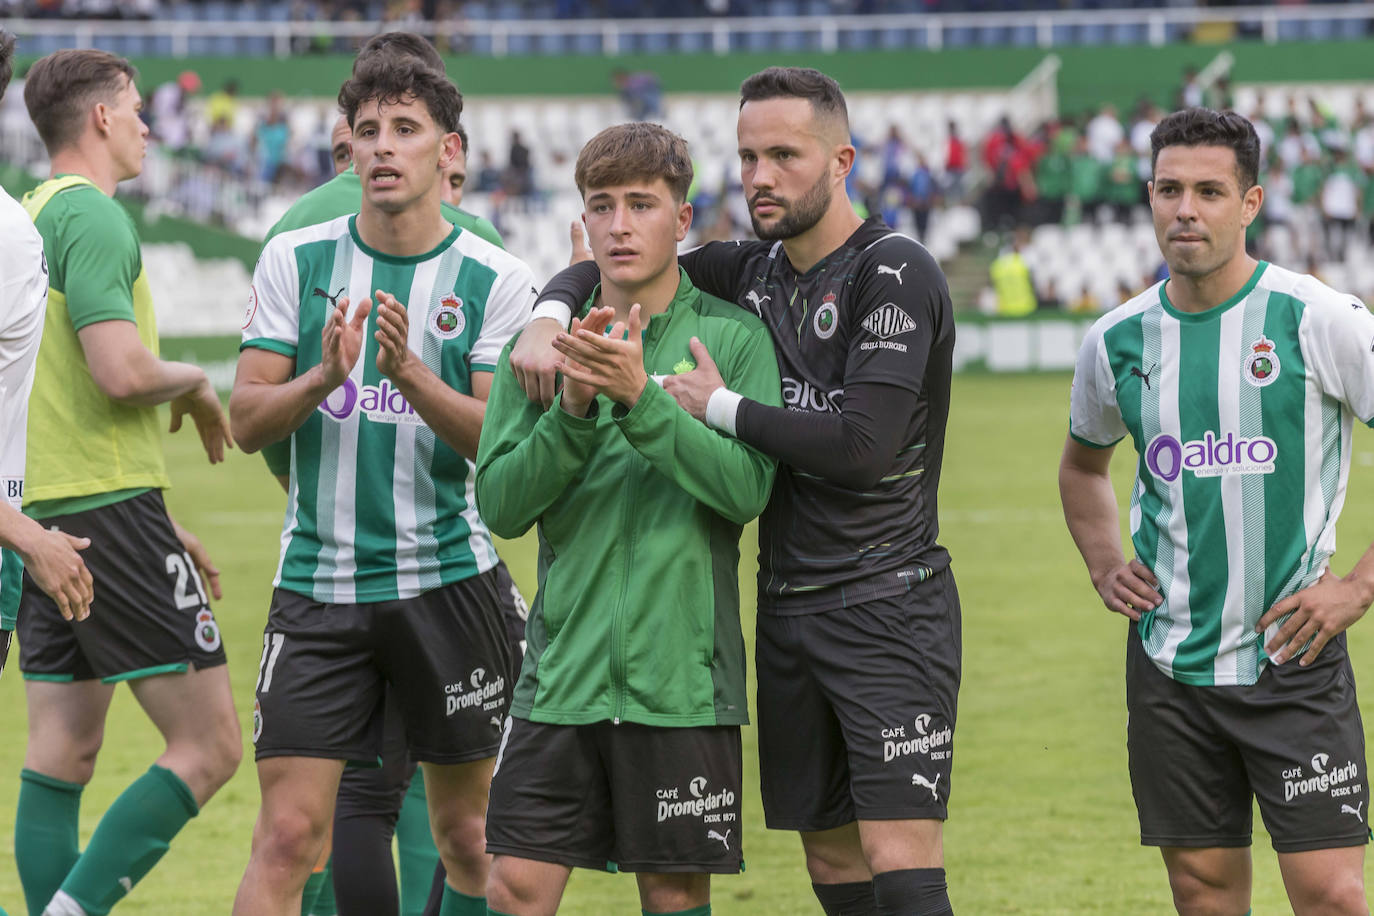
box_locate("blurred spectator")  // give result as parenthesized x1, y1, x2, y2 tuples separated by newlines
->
(989, 229, 1037, 317)
(1085, 103, 1123, 164)
(943, 119, 967, 201)
(1178, 65, 1203, 109)
(506, 129, 533, 196)
(1320, 145, 1363, 258)
(907, 152, 937, 242)
(475, 151, 502, 193)
(881, 125, 908, 191)
(980, 116, 1038, 231)
(254, 91, 292, 184)
(206, 78, 241, 129)
(1105, 139, 1139, 222)
(204, 115, 250, 176)
(613, 67, 663, 121)
(149, 70, 199, 153)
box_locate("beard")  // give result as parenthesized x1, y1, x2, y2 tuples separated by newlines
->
(750, 169, 832, 240)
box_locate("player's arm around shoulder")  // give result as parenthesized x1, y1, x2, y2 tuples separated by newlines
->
(615, 305, 781, 526)
(475, 333, 600, 539)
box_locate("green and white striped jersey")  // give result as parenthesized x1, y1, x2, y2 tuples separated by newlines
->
(242, 214, 535, 602)
(1071, 262, 1374, 686)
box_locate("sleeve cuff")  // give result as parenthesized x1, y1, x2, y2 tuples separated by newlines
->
(705, 387, 744, 436)
(530, 301, 573, 327)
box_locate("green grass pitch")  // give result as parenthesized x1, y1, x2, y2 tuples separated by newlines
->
(1, 371, 1372, 913)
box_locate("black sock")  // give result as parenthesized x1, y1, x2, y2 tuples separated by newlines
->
(873, 868, 952, 915)
(331, 812, 400, 916)
(812, 880, 877, 916)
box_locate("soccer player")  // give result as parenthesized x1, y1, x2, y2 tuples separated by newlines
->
(512, 67, 959, 915)
(476, 120, 781, 916)
(14, 49, 241, 916)
(252, 37, 527, 916)
(229, 54, 532, 916)
(0, 29, 94, 677)
(1060, 107, 1374, 915)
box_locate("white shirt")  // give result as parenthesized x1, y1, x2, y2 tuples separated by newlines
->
(0, 187, 47, 515)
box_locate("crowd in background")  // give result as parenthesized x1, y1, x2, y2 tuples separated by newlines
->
(7, 0, 1374, 23)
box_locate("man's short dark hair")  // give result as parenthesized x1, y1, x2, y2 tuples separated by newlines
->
(355, 31, 444, 75)
(338, 55, 462, 134)
(23, 49, 138, 153)
(738, 66, 849, 131)
(1150, 107, 1261, 190)
(575, 121, 693, 203)
(0, 30, 15, 103)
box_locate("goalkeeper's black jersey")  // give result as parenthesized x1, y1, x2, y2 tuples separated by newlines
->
(538, 217, 955, 614)
(680, 219, 954, 614)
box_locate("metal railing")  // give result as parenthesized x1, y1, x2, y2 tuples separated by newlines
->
(3, 4, 1372, 58)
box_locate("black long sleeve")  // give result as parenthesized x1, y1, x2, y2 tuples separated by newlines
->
(535, 259, 600, 310)
(735, 381, 918, 491)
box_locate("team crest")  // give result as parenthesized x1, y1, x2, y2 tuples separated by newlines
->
(194, 608, 222, 652)
(1244, 335, 1280, 388)
(673, 358, 695, 375)
(431, 295, 465, 340)
(814, 295, 838, 340)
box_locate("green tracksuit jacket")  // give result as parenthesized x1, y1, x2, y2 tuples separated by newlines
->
(476, 271, 781, 727)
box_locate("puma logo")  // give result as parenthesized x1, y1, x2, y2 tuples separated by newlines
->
(745, 290, 771, 312)
(877, 262, 908, 284)
(313, 286, 345, 308)
(1130, 363, 1158, 391)
(911, 772, 941, 801)
(1342, 801, 1364, 823)
(707, 829, 732, 850)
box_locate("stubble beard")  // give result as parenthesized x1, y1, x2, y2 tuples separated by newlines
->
(750, 169, 833, 241)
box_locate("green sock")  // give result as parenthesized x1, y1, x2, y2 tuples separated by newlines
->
(57, 765, 199, 916)
(643, 907, 710, 916)
(301, 864, 327, 915)
(397, 774, 440, 916)
(310, 861, 337, 916)
(439, 886, 486, 916)
(15, 769, 83, 916)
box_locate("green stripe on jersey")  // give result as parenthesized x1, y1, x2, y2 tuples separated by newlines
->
(1085, 262, 1374, 685)
(263, 217, 510, 602)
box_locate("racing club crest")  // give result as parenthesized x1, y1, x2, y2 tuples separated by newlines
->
(431, 295, 466, 340)
(814, 294, 838, 340)
(1244, 335, 1280, 388)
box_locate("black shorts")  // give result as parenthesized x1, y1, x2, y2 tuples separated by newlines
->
(17, 490, 229, 682)
(756, 567, 961, 831)
(487, 718, 743, 874)
(0, 629, 11, 679)
(333, 560, 526, 817)
(252, 569, 516, 766)
(491, 560, 529, 659)
(1127, 625, 1371, 853)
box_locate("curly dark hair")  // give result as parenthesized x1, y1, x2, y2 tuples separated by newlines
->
(1150, 107, 1262, 190)
(338, 54, 462, 134)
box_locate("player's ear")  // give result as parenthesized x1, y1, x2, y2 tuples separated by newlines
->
(833, 143, 856, 183)
(1240, 182, 1264, 228)
(676, 200, 693, 242)
(438, 131, 461, 169)
(92, 100, 112, 139)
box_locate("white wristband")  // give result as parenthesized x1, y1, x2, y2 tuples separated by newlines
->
(704, 388, 744, 436)
(530, 301, 573, 327)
